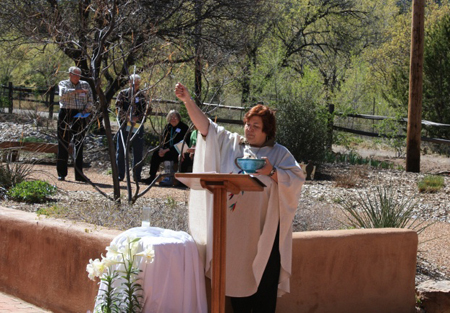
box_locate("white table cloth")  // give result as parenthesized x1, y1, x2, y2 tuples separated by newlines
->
(96, 227, 207, 313)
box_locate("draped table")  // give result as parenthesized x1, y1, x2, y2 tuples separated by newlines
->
(96, 227, 208, 313)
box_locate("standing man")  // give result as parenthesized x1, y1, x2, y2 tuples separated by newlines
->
(115, 74, 149, 182)
(57, 66, 94, 182)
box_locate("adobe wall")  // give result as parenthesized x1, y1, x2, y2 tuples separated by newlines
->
(0, 207, 418, 313)
(277, 229, 418, 313)
(0, 206, 121, 313)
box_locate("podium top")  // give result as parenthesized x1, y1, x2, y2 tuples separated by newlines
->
(175, 173, 265, 193)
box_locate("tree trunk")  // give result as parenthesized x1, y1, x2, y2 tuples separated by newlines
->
(97, 88, 121, 200)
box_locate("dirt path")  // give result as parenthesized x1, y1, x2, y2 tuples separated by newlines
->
(29, 164, 190, 202)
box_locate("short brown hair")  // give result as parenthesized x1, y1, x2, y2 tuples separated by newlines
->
(243, 104, 276, 139)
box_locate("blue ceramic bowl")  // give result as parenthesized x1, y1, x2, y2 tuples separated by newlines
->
(235, 158, 266, 173)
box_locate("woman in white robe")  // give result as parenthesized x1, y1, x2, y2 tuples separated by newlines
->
(175, 83, 305, 313)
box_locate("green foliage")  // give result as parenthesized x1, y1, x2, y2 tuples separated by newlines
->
(333, 132, 364, 152)
(374, 114, 406, 157)
(423, 13, 450, 138)
(36, 205, 67, 217)
(418, 175, 445, 193)
(374, 2, 450, 139)
(120, 241, 144, 313)
(7, 180, 56, 203)
(0, 96, 9, 108)
(338, 185, 428, 234)
(97, 270, 122, 313)
(21, 136, 45, 143)
(0, 161, 33, 189)
(276, 96, 328, 164)
(165, 196, 177, 209)
(324, 151, 399, 170)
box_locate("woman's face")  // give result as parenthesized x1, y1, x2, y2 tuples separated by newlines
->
(244, 116, 267, 147)
(169, 114, 180, 127)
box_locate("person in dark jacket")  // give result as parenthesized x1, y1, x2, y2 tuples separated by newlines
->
(142, 110, 189, 185)
(115, 74, 150, 182)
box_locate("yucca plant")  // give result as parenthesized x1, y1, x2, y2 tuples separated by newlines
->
(338, 185, 429, 234)
(0, 161, 33, 189)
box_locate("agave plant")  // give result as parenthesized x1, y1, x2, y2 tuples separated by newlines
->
(338, 185, 429, 234)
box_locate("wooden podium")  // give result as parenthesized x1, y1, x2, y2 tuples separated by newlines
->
(175, 173, 265, 313)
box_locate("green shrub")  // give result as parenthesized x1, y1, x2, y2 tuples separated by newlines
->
(7, 180, 56, 203)
(338, 185, 428, 234)
(276, 98, 328, 164)
(0, 161, 33, 189)
(334, 132, 364, 151)
(418, 175, 445, 193)
(374, 115, 406, 158)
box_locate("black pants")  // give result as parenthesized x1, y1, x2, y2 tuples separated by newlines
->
(56, 108, 86, 180)
(148, 148, 179, 180)
(230, 228, 281, 313)
(179, 152, 193, 173)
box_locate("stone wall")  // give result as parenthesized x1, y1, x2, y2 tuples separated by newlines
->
(0, 207, 418, 313)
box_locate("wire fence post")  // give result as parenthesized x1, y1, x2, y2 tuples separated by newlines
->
(49, 85, 55, 119)
(327, 103, 335, 151)
(8, 82, 13, 113)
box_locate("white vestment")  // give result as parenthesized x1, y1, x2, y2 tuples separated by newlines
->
(189, 120, 304, 297)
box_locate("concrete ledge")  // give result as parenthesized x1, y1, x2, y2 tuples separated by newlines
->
(0, 207, 418, 313)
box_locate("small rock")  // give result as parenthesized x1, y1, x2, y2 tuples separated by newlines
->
(416, 280, 450, 313)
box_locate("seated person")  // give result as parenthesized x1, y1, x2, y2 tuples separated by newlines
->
(179, 127, 198, 173)
(142, 110, 189, 185)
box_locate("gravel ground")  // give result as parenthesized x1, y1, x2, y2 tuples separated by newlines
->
(1, 113, 449, 286)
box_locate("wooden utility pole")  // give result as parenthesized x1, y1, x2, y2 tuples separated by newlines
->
(406, 0, 425, 172)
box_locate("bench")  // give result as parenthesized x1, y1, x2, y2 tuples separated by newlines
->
(0, 141, 72, 161)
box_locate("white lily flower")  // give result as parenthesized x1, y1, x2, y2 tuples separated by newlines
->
(101, 254, 120, 267)
(118, 236, 141, 260)
(105, 244, 120, 259)
(136, 245, 155, 264)
(130, 240, 140, 257)
(86, 258, 107, 281)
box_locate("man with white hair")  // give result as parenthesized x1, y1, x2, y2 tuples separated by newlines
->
(115, 74, 150, 182)
(57, 66, 93, 182)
